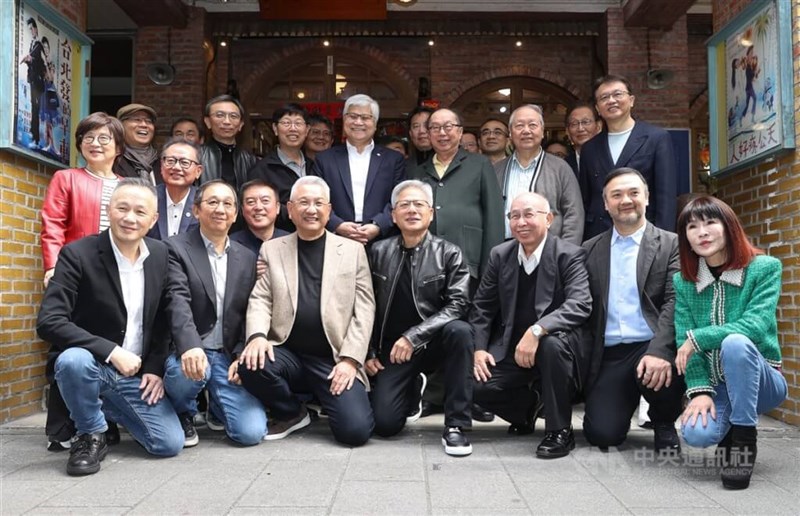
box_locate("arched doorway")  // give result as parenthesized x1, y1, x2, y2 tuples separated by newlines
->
(451, 76, 578, 143)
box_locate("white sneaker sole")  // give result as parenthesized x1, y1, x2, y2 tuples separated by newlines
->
(263, 412, 311, 441)
(184, 433, 199, 448)
(406, 373, 428, 424)
(442, 438, 473, 456)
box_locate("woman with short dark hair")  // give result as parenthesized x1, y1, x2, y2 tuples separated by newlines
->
(674, 195, 787, 490)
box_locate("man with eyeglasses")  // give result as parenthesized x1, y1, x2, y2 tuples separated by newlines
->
(493, 104, 584, 246)
(563, 101, 602, 177)
(471, 192, 591, 459)
(230, 179, 289, 256)
(238, 176, 375, 446)
(248, 104, 315, 232)
(303, 114, 334, 162)
(114, 104, 162, 183)
(163, 179, 267, 448)
(147, 139, 202, 240)
(478, 118, 510, 164)
(579, 74, 677, 241)
(314, 94, 405, 244)
(199, 94, 257, 194)
(366, 180, 474, 456)
(410, 108, 504, 288)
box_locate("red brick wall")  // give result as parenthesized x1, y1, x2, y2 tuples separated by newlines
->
(711, 0, 800, 426)
(0, 0, 87, 423)
(133, 6, 208, 144)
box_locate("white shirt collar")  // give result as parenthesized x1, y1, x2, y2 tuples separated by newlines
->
(517, 234, 547, 275)
(346, 139, 375, 156)
(109, 234, 150, 268)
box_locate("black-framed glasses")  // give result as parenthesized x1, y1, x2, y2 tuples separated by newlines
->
(344, 112, 375, 123)
(161, 156, 200, 169)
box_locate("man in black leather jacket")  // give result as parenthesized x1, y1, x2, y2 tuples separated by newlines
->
(366, 180, 474, 457)
(199, 94, 257, 192)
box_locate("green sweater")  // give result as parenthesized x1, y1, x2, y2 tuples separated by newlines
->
(673, 254, 783, 397)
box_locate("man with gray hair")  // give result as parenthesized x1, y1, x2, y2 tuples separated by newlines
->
(366, 180, 474, 456)
(494, 104, 584, 245)
(314, 94, 405, 244)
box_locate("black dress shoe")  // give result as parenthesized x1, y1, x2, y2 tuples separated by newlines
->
(67, 433, 108, 476)
(471, 403, 495, 423)
(105, 422, 121, 446)
(508, 394, 544, 436)
(653, 422, 681, 454)
(536, 427, 575, 459)
(420, 400, 443, 418)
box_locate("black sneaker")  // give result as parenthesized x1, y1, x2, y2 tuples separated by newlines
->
(406, 373, 427, 424)
(442, 427, 472, 456)
(653, 422, 681, 454)
(179, 412, 199, 447)
(66, 433, 108, 476)
(263, 409, 311, 441)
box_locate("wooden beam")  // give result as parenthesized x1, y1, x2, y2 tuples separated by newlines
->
(622, 0, 697, 29)
(113, 0, 189, 28)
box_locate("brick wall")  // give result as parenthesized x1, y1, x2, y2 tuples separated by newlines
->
(710, 0, 800, 426)
(0, 0, 87, 423)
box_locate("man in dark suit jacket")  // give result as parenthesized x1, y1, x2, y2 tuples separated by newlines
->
(147, 139, 202, 240)
(471, 192, 592, 459)
(163, 180, 266, 446)
(579, 75, 677, 240)
(314, 94, 405, 244)
(36, 179, 184, 477)
(581, 168, 685, 452)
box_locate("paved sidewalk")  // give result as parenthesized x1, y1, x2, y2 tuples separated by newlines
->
(1, 407, 798, 515)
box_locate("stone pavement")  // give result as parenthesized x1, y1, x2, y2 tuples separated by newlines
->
(1, 408, 799, 515)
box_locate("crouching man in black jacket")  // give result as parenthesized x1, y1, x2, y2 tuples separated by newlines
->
(366, 179, 474, 456)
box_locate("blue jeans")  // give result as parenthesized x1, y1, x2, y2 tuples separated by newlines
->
(164, 350, 267, 446)
(54, 348, 184, 457)
(682, 334, 788, 448)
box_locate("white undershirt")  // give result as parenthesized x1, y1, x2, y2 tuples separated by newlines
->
(346, 140, 374, 222)
(607, 123, 635, 164)
(166, 189, 190, 237)
(109, 236, 150, 357)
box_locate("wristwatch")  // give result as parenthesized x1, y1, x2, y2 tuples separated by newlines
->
(530, 324, 546, 338)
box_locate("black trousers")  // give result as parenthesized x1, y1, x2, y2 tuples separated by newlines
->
(474, 332, 578, 431)
(371, 320, 473, 436)
(30, 81, 43, 143)
(582, 341, 686, 447)
(238, 347, 374, 446)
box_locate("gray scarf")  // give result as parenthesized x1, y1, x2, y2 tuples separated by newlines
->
(124, 144, 158, 172)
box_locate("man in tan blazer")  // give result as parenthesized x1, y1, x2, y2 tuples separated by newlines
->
(238, 176, 375, 446)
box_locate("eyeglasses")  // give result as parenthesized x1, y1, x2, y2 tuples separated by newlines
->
(344, 112, 374, 123)
(161, 156, 200, 169)
(428, 123, 462, 133)
(81, 134, 113, 145)
(507, 209, 549, 221)
(567, 119, 596, 129)
(125, 117, 154, 126)
(277, 120, 307, 129)
(310, 129, 332, 138)
(201, 198, 237, 211)
(480, 128, 507, 138)
(512, 121, 541, 132)
(596, 90, 630, 104)
(394, 200, 430, 211)
(290, 199, 330, 210)
(209, 111, 242, 122)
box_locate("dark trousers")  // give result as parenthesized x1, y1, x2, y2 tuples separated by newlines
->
(30, 82, 43, 143)
(474, 332, 578, 431)
(238, 347, 374, 446)
(583, 342, 685, 447)
(371, 320, 473, 436)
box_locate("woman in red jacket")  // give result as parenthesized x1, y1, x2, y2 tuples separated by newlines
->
(41, 112, 125, 286)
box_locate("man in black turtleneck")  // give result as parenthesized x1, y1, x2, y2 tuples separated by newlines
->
(198, 94, 257, 192)
(114, 104, 161, 184)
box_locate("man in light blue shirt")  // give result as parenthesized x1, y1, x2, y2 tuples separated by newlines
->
(581, 167, 685, 454)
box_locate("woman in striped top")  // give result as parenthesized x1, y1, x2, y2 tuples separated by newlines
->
(673, 195, 787, 490)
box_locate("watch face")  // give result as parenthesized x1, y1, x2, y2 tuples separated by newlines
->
(532, 325, 542, 337)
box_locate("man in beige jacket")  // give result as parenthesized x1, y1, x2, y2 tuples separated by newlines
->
(238, 176, 375, 446)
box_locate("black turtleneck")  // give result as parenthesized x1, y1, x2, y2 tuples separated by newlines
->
(212, 138, 237, 187)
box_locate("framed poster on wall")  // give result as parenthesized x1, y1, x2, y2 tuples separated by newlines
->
(0, 0, 91, 168)
(706, 0, 794, 176)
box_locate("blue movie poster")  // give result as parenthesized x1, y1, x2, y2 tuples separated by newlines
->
(15, 0, 72, 165)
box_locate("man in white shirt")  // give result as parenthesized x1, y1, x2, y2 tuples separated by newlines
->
(314, 94, 406, 244)
(148, 139, 202, 240)
(37, 179, 185, 477)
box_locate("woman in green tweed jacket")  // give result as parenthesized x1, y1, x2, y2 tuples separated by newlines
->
(672, 195, 787, 490)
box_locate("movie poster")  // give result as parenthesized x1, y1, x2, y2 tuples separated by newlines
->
(15, 0, 72, 165)
(724, 2, 781, 166)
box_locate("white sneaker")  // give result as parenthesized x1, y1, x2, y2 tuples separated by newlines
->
(406, 372, 428, 424)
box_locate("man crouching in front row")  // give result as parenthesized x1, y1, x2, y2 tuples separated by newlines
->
(367, 180, 474, 456)
(238, 176, 375, 445)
